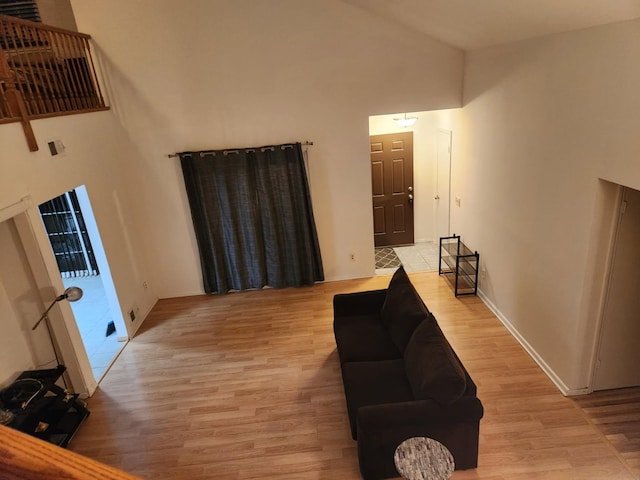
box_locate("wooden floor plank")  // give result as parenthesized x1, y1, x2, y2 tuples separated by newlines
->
(68, 272, 638, 479)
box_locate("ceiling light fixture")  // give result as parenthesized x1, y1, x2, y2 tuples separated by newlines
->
(394, 113, 418, 128)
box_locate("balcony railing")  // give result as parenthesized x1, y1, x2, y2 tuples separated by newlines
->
(0, 14, 108, 150)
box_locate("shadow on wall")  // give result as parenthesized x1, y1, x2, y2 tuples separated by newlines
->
(462, 44, 526, 106)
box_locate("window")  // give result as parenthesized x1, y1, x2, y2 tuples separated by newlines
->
(0, 0, 40, 22)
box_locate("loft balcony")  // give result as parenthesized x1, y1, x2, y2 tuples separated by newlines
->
(0, 14, 108, 151)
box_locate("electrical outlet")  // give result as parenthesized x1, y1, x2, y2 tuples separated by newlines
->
(350, 253, 355, 261)
(455, 196, 461, 207)
(142, 281, 148, 289)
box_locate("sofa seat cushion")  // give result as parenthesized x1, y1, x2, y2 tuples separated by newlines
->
(334, 314, 401, 364)
(341, 359, 413, 439)
(380, 267, 430, 353)
(404, 317, 467, 406)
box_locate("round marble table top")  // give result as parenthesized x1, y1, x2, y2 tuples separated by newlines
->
(394, 437, 455, 480)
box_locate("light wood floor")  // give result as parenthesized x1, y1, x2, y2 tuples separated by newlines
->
(69, 272, 639, 479)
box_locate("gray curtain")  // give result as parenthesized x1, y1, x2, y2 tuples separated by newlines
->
(179, 142, 324, 294)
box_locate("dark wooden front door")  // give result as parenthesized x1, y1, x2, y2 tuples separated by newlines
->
(370, 132, 414, 247)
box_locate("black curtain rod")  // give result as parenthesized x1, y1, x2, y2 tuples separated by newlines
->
(167, 141, 314, 158)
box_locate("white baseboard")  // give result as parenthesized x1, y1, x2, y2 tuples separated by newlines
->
(477, 289, 585, 396)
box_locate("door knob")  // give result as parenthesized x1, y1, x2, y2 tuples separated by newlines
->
(408, 194, 413, 203)
(408, 186, 413, 192)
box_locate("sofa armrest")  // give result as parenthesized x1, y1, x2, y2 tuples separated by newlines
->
(356, 397, 484, 479)
(357, 397, 484, 433)
(333, 289, 387, 318)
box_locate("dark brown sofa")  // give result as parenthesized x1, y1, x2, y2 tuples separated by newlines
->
(333, 267, 483, 479)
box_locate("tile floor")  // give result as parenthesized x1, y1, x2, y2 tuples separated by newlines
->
(374, 247, 402, 269)
(375, 241, 440, 276)
(62, 276, 126, 381)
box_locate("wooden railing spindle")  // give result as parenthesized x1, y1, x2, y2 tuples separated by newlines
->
(51, 31, 74, 110)
(63, 34, 86, 109)
(32, 26, 56, 113)
(83, 37, 105, 108)
(22, 24, 39, 112)
(44, 29, 66, 111)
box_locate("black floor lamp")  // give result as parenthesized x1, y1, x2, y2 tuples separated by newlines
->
(31, 286, 84, 384)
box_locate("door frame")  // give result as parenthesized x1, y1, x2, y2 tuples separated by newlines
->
(2, 196, 96, 395)
(38, 186, 129, 381)
(582, 181, 625, 393)
(434, 128, 452, 241)
(590, 185, 640, 391)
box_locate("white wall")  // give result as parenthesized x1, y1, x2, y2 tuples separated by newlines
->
(36, 0, 77, 31)
(0, 219, 51, 386)
(456, 19, 640, 392)
(0, 114, 156, 390)
(369, 110, 459, 244)
(70, 0, 465, 296)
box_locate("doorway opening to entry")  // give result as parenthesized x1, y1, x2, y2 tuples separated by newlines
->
(369, 110, 456, 275)
(592, 184, 640, 391)
(38, 186, 127, 381)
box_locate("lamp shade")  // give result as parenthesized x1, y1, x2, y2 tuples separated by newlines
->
(32, 286, 84, 331)
(63, 286, 83, 302)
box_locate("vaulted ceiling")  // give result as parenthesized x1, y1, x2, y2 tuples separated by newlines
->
(342, 0, 640, 50)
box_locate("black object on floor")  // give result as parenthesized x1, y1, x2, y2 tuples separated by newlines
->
(105, 320, 115, 337)
(1, 366, 90, 447)
(375, 247, 402, 269)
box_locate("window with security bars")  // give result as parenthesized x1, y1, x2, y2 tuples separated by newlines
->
(38, 190, 100, 278)
(0, 0, 40, 22)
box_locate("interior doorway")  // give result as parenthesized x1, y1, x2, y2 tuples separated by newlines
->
(38, 186, 127, 381)
(369, 110, 458, 274)
(593, 186, 640, 391)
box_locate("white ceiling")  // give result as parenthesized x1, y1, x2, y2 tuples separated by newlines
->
(343, 0, 640, 50)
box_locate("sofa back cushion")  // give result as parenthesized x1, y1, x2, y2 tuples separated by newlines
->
(404, 316, 467, 406)
(380, 267, 429, 353)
